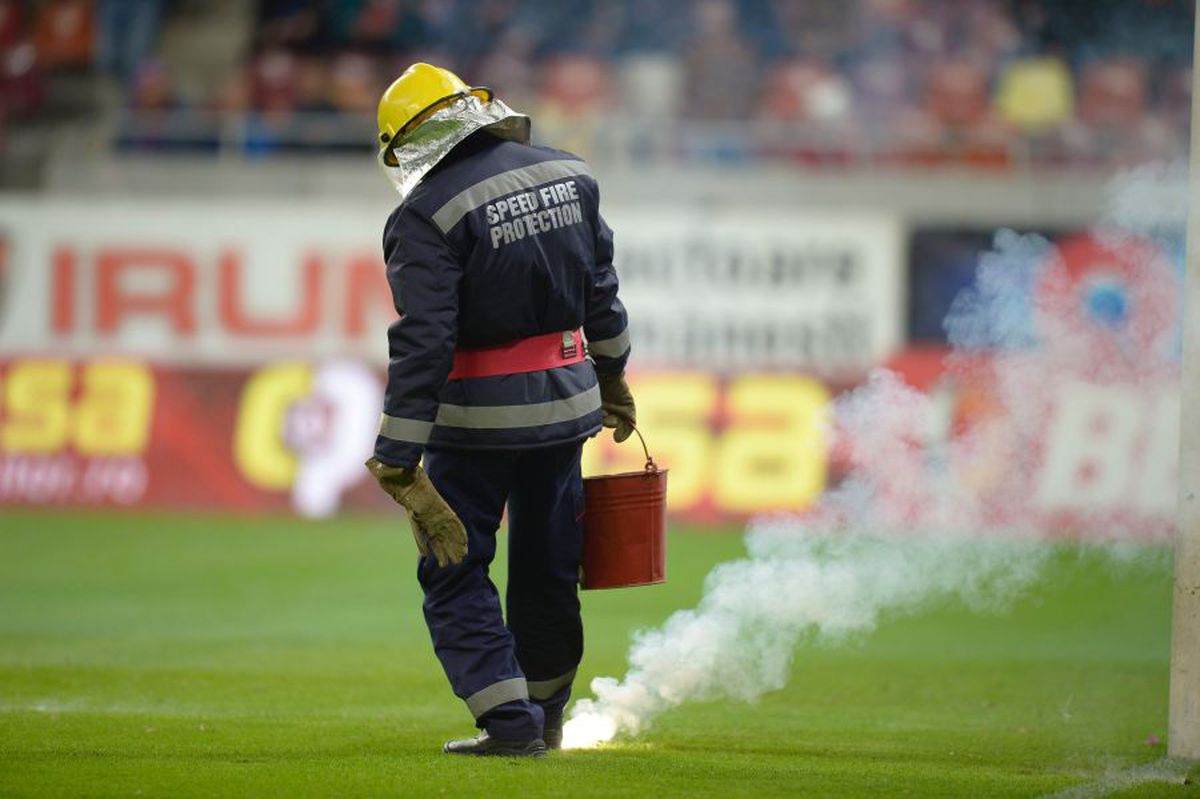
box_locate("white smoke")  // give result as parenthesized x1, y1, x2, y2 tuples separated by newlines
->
(564, 371, 1049, 748)
(562, 163, 1186, 749)
(565, 530, 1048, 747)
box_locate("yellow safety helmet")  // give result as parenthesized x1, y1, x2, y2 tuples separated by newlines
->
(377, 62, 493, 166)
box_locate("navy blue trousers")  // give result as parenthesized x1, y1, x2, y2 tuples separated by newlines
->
(420, 440, 584, 740)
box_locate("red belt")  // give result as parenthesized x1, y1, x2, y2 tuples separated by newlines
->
(447, 329, 585, 381)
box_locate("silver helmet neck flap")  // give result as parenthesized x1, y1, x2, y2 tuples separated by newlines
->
(378, 93, 531, 198)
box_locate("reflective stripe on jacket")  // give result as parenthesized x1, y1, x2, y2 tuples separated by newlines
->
(374, 132, 630, 467)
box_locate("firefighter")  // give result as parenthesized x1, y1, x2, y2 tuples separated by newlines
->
(364, 63, 635, 757)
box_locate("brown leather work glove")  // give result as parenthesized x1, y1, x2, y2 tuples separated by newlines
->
(597, 371, 636, 443)
(364, 458, 468, 568)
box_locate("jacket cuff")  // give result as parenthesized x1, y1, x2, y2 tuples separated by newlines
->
(586, 329, 630, 375)
(373, 436, 423, 469)
(591, 359, 625, 377)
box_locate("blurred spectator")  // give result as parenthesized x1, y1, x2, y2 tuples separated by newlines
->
(450, 0, 523, 65)
(614, 0, 687, 55)
(958, 1, 1020, 64)
(214, 66, 252, 114)
(994, 56, 1074, 134)
(252, 48, 298, 114)
(36, 0, 94, 68)
(0, 1, 37, 124)
(757, 59, 851, 124)
(256, 0, 321, 50)
(575, 2, 626, 57)
(851, 54, 915, 126)
(96, 0, 163, 82)
(754, 58, 855, 166)
(294, 56, 333, 113)
(924, 59, 989, 129)
(119, 58, 185, 152)
(924, 57, 1012, 168)
(0, 1, 24, 53)
(1061, 57, 1151, 162)
(539, 54, 612, 116)
(617, 54, 683, 121)
(857, 0, 920, 60)
(535, 53, 612, 155)
(683, 0, 758, 120)
(1155, 63, 1192, 132)
(330, 0, 402, 51)
(474, 27, 538, 111)
(404, 0, 459, 52)
(328, 52, 378, 114)
(1078, 58, 1149, 129)
(768, 0, 857, 63)
(2, 41, 45, 117)
(129, 58, 172, 111)
(92, 0, 1192, 168)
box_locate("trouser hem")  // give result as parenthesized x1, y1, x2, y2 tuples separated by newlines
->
(465, 677, 530, 718)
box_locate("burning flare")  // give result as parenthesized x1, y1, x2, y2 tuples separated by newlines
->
(561, 707, 617, 749)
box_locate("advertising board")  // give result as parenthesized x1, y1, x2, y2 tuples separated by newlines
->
(0, 200, 904, 374)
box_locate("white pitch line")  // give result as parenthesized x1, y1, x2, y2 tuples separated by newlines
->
(1040, 757, 1193, 798)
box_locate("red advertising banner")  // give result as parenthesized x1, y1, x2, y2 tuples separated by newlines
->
(0, 358, 835, 520)
(0, 358, 389, 515)
(0, 355, 1178, 536)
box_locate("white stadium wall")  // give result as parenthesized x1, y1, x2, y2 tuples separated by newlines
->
(0, 200, 903, 375)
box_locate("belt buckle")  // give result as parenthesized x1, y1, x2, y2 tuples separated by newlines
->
(561, 330, 578, 359)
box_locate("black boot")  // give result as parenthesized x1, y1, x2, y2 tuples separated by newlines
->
(443, 731, 547, 757)
(543, 715, 563, 750)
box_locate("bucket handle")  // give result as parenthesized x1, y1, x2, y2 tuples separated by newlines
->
(628, 424, 658, 474)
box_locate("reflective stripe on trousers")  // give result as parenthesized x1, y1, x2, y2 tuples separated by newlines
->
(466, 677, 530, 718)
(527, 668, 576, 701)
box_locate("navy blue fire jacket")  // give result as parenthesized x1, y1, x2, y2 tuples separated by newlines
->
(373, 131, 631, 468)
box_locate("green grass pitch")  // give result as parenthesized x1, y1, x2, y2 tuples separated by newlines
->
(0, 510, 1193, 797)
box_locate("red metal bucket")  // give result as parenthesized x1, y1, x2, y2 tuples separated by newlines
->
(580, 429, 668, 590)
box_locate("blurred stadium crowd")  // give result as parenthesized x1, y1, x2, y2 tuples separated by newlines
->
(0, 0, 1195, 168)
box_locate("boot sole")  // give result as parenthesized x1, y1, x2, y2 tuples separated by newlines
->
(443, 740, 548, 757)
